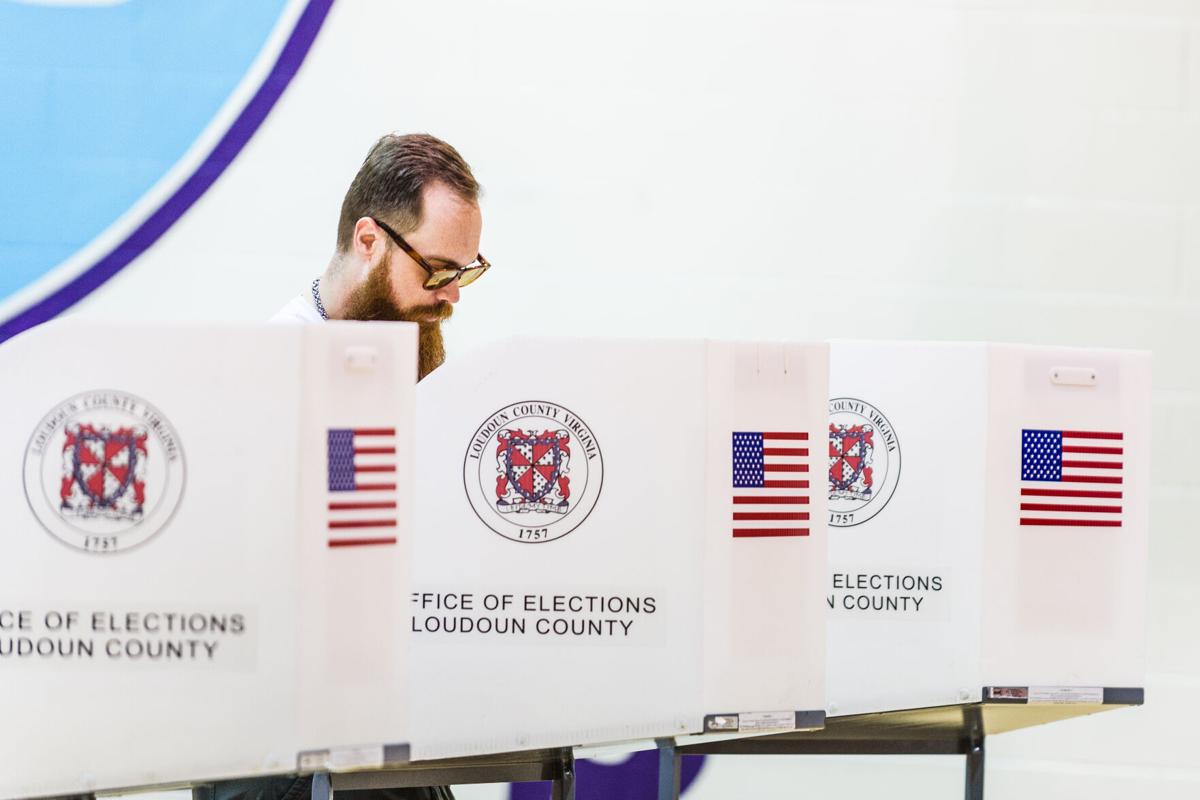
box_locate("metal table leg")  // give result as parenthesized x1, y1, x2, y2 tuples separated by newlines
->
(964, 736, 985, 800)
(655, 738, 680, 800)
(963, 706, 985, 800)
(551, 749, 575, 800)
(312, 772, 332, 800)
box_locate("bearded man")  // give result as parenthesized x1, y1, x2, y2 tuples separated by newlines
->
(274, 132, 487, 383)
(206, 134, 485, 800)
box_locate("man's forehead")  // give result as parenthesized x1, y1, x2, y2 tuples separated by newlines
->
(422, 181, 476, 214)
(410, 183, 482, 262)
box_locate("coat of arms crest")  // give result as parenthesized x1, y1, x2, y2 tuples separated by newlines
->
(494, 428, 572, 514)
(60, 423, 148, 520)
(827, 397, 901, 528)
(464, 400, 602, 543)
(24, 390, 185, 553)
(829, 423, 875, 501)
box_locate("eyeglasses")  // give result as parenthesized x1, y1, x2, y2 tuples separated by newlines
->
(370, 217, 490, 290)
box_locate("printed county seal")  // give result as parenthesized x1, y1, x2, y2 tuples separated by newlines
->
(23, 390, 186, 553)
(828, 397, 901, 528)
(463, 400, 603, 543)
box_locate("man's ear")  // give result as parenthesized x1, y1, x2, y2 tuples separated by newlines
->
(352, 217, 383, 268)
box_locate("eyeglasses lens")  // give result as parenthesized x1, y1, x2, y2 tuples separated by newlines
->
(423, 266, 488, 290)
(456, 266, 487, 287)
(425, 270, 461, 290)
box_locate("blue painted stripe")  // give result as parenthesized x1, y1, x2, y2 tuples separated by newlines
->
(0, 0, 334, 344)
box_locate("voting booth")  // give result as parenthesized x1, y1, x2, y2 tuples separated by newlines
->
(823, 341, 1150, 717)
(0, 321, 416, 800)
(407, 337, 829, 759)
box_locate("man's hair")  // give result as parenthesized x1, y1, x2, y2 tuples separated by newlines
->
(336, 133, 479, 252)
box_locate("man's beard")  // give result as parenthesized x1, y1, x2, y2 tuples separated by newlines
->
(339, 260, 454, 380)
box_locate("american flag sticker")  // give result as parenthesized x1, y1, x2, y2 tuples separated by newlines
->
(327, 428, 399, 547)
(1019, 429, 1123, 528)
(731, 431, 810, 538)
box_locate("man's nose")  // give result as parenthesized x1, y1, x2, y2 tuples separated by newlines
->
(434, 279, 460, 304)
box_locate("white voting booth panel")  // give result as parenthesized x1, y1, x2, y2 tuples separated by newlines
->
(0, 321, 416, 800)
(408, 337, 827, 759)
(826, 341, 1149, 717)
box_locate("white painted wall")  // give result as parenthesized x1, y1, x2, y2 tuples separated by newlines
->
(73, 0, 1200, 796)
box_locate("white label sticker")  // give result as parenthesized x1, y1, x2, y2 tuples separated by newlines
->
(1028, 686, 1104, 704)
(737, 711, 795, 732)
